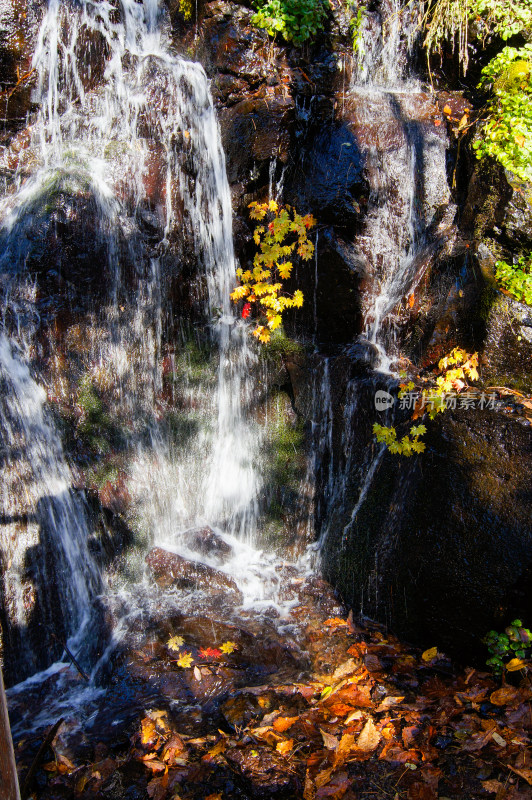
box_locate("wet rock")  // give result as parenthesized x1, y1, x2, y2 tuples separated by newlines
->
(225, 745, 299, 797)
(322, 405, 532, 663)
(345, 338, 380, 373)
(181, 525, 233, 563)
(482, 293, 532, 394)
(219, 95, 295, 185)
(146, 546, 243, 601)
(288, 122, 365, 227)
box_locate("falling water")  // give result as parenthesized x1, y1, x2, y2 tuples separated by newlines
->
(0, 335, 100, 680)
(316, 0, 451, 572)
(0, 0, 270, 686)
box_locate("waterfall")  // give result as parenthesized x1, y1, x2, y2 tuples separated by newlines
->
(0, 0, 265, 684)
(315, 0, 451, 570)
(0, 335, 100, 680)
(351, 2, 450, 370)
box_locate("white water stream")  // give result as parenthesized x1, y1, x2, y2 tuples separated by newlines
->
(0, 0, 299, 702)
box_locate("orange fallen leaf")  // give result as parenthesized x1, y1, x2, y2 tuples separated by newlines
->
(323, 617, 349, 628)
(276, 739, 294, 755)
(273, 716, 299, 733)
(443, 105, 452, 115)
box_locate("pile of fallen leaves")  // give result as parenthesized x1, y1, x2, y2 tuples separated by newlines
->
(17, 608, 532, 800)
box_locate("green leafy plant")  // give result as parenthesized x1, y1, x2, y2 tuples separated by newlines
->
(373, 348, 479, 456)
(348, 3, 366, 54)
(251, 0, 328, 44)
(373, 423, 426, 456)
(483, 620, 531, 674)
(422, 0, 532, 73)
(495, 254, 532, 305)
(473, 45, 532, 182)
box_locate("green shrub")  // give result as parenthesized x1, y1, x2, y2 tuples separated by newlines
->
(495, 254, 532, 305)
(483, 620, 531, 674)
(251, 0, 328, 44)
(474, 45, 532, 182)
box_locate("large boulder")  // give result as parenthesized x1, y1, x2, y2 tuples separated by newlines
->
(146, 546, 243, 602)
(321, 403, 532, 662)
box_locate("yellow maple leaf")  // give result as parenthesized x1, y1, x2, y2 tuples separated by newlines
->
(292, 290, 304, 308)
(268, 314, 282, 331)
(177, 652, 194, 668)
(268, 199, 278, 212)
(167, 635, 185, 652)
(277, 262, 293, 280)
(220, 641, 239, 654)
(258, 329, 271, 343)
(230, 285, 249, 301)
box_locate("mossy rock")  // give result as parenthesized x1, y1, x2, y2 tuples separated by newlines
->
(482, 292, 532, 394)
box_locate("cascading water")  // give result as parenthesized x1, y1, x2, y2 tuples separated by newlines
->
(351, 1, 450, 369)
(315, 0, 451, 571)
(0, 334, 100, 681)
(0, 0, 295, 703)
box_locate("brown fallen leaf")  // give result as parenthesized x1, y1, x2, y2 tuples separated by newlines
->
(482, 779, 505, 794)
(376, 695, 405, 712)
(490, 686, 520, 706)
(316, 770, 350, 799)
(334, 733, 356, 767)
(507, 765, 532, 785)
(315, 767, 335, 789)
(331, 659, 357, 682)
(356, 718, 381, 752)
(320, 728, 340, 750)
(407, 781, 437, 800)
(304, 770, 316, 800)
(143, 759, 167, 773)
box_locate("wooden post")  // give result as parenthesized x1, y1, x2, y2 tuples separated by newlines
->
(0, 665, 21, 800)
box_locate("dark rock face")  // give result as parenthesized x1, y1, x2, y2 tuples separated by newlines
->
(146, 546, 243, 601)
(321, 405, 532, 662)
(287, 123, 365, 227)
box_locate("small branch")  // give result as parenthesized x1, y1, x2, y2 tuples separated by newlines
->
(20, 718, 63, 800)
(51, 634, 90, 682)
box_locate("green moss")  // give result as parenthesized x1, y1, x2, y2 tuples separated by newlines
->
(76, 377, 125, 455)
(479, 286, 498, 323)
(170, 339, 216, 386)
(261, 328, 305, 363)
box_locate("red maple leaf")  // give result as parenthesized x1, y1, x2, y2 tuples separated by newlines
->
(242, 302, 251, 320)
(199, 647, 222, 659)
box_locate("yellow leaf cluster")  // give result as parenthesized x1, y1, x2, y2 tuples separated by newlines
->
(220, 641, 239, 654)
(231, 202, 316, 341)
